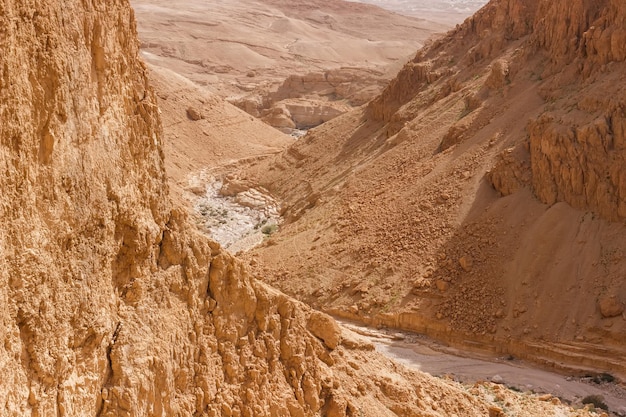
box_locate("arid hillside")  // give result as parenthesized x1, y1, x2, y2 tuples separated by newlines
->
(348, 0, 487, 25)
(146, 63, 293, 201)
(131, 0, 448, 132)
(0, 0, 605, 416)
(231, 0, 626, 380)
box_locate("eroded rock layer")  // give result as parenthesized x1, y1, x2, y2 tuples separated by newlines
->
(371, 0, 626, 222)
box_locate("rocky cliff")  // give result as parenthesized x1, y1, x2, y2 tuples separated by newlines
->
(0, 1, 564, 416)
(371, 0, 626, 222)
(240, 0, 626, 379)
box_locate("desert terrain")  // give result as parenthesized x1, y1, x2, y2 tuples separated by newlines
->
(347, 0, 487, 25)
(134, 0, 625, 414)
(1, 0, 624, 416)
(234, 0, 626, 366)
(132, 0, 452, 133)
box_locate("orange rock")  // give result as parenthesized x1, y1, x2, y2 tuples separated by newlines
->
(307, 311, 342, 349)
(186, 106, 203, 121)
(488, 405, 505, 417)
(598, 295, 625, 318)
(436, 279, 450, 292)
(459, 256, 474, 272)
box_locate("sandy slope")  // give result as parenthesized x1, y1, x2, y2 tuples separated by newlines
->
(132, 0, 445, 98)
(146, 64, 291, 196)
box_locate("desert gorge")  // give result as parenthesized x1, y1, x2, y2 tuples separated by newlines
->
(1, 0, 625, 416)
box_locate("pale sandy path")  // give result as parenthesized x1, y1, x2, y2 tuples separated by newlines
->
(341, 320, 626, 415)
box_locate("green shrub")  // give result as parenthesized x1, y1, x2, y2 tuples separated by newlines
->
(261, 224, 278, 236)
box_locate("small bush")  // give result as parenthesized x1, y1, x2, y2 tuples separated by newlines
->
(261, 224, 278, 236)
(582, 394, 608, 411)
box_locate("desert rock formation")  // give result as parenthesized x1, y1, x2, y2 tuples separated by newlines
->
(1, 0, 601, 416)
(237, 0, 626, 381)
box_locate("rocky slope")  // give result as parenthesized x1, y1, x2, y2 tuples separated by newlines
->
(145, 63, 292, 202)
(0, 0, 601, 416)
(236, 0, 626, 381)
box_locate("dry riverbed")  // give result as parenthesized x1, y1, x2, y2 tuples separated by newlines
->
(340, 321, 626, 416)
(189, 173, 281, 253)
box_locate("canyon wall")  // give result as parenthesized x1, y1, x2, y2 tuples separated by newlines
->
(371, 0, 626, 223)
(233, 68, 386, 130)
(0, 0, 167, 413)
(525, 0, 626, 221)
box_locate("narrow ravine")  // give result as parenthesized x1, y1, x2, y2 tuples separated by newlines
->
(186, 169, 626, 416)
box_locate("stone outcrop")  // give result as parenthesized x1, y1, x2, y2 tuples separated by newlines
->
(261, 105, 297, 130)
(233, 68, 387, 131)
(186, 106, 204, 121)
(599, 295, 625, 318)
(489, 146, 532, 196)
(261, 100, 350, 130)
(481, 0, 626, 221)
(307, 311, 341, 349)
(529, 110, 626, 221)
(270, 69, 386, 107)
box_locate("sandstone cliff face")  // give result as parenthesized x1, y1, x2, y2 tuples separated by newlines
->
(270, 69, 386, 108)
(1, 1, 167, 413)
(233, 68, 385, 131)
(0, 1, 507, 416)
(520, 0, 626, 221)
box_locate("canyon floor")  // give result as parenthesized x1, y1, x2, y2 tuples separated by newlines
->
(132, 0, 626, 415)
(343, 320, 626, 414)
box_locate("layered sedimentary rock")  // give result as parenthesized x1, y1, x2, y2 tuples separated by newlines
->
(372, 0, 626, 223)
(234, 68, 385, 130)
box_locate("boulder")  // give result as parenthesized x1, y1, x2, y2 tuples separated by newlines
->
(186, 106, 203, 121)
(307, 311, 341, 349)
(598, 295, 624, 318)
